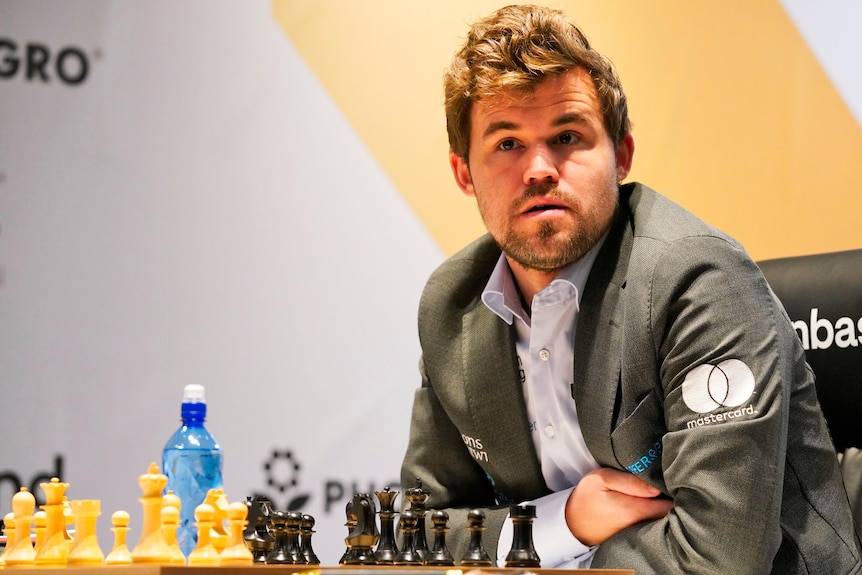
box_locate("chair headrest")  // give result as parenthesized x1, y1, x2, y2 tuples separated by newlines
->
(758, 249, 862, 451)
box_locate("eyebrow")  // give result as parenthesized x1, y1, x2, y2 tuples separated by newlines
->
(481, 113, 590, 139)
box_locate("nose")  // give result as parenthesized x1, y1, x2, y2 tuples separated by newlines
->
(523, 145, 559, 185)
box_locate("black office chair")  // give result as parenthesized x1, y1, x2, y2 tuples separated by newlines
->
(758, 249, 862, 452)
(758, 249, 862, 528)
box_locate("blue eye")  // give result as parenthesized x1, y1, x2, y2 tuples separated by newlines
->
(498, 139, 516, 151)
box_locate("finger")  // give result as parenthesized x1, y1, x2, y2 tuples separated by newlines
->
(599, 469, 663, 498)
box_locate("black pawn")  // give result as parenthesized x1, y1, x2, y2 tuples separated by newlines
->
(392, 510, 423, 565)
(425, 510, 455, 566)
(405, 478, 430, 561)
(285, 510, 307, 564)
(460, 509, 493, 567)
(299, 514, 320, 565)
(505, 504, 540, 568)
(374, 487, 399, 564)
(266, 511, 292, 564)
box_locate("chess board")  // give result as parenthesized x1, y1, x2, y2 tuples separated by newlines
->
(0, 474, 635, 574)
(27, 567, 635, 575)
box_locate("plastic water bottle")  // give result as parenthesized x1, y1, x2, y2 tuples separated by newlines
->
(162, 384, 223, 557)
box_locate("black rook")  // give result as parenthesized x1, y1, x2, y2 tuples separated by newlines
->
(504, 504, 540, 568)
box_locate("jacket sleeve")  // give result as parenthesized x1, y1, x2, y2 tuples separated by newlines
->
(592, 235, 829, 573)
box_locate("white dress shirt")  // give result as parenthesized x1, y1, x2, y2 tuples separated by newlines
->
(481, 235, 606, 568)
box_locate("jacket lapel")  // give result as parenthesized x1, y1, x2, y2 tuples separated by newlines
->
(574, 202, 633, 467)
(462, 302, 547, 501)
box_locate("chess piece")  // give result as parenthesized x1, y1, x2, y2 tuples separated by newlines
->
(505, 504, 541, 568)
(299, 514, 320, 565)
(163, 489, 182, 513)
(67, 499, 105, 566)
(1, 511, 15, 569)
(244, 499, 274, 563)
(161, 504, 186, 564)
(338, 499, 358, 565)
(204, 488, 229, 554)
(266, 510, 292, 564)
(105, 510, 133, 565)
(460, 509, 493, 567)
(35, 476, 71, 567)
(131, 463, 173, 564)
(243, 496, 265, 541)
(219, 501, 254, 565)
(162, 490, 185, 563)
(62, 497, 74, 542)
(405, 478, 430, 561)
(392, 509, 423, 566)
(342, 493, 379, 565)
(425, 509, 455, 566)
(3, 511, 16, 550)
(187, 503, 220, 565)
(32, 510, 47, 554)
(4, 487, 37, 567)
(284, 511, 307, 564)
(374, 487, 399, 563)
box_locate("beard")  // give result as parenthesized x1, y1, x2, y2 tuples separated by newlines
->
(491, 182, 619, 272)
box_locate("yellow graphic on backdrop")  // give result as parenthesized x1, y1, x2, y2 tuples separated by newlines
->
(273, 1, 862, 260)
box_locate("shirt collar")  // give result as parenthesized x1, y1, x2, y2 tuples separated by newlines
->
(481, 232, 609, 325)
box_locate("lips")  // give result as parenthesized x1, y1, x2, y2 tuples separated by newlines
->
(521, 198, 569, 215)
(526, 203, 565, 213)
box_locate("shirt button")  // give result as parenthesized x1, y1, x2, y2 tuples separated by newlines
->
(544, 425, 555, 438)
(539, 349, 550, 361)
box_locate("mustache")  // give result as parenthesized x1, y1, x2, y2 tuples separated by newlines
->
(523, 181, 558, 199)
(513, 182, 570, 211)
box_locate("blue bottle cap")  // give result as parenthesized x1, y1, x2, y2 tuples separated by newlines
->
(180, 384, 207, 420)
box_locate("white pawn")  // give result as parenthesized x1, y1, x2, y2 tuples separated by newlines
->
(161, 505, 186, 564)
(33, 510, 47, 554)
(219, 502, 253, 565)
(4, 487, 36, 567)
(187, 503, 219, 565)
(104, 510, 133, 565)
(3, 511, 16, 562)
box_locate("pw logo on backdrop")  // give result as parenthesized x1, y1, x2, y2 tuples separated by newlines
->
(253, 447, 399, 516)
(255, 449, 311, 511)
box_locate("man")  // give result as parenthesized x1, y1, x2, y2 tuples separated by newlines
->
(400, 4, 862, 573)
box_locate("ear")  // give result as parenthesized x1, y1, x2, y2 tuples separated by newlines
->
(449, 151, 475, 197)
(615, 134, 635, 182)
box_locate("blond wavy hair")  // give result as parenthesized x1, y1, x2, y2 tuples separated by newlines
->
(444, 4, 631, 159)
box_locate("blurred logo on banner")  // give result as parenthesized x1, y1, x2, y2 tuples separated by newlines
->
(257, 448, 311, 511)
(0, 38, 98, 86)
(0, 455, 65, 513)
(251, 447, 399, 516)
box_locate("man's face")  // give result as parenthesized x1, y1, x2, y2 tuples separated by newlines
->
(450, 67, 634, 272)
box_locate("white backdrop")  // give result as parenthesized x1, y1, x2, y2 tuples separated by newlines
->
(2, 0, 862, 565)
(0, 0, 441, 563)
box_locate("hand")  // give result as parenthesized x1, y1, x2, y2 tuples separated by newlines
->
(565, 467, 673, 546)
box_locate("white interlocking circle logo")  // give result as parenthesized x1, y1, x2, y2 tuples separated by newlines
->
(681, 359, 755, 413)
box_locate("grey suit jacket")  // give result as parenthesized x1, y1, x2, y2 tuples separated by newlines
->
(401, 182, 862, 574)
